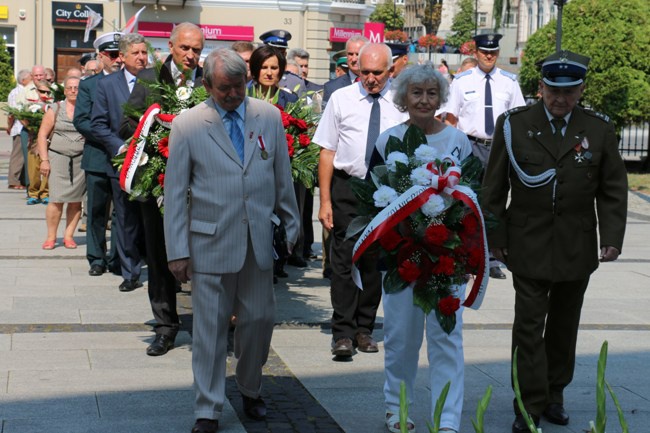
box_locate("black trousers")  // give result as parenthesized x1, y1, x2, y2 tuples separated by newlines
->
(329, 170, 382, 341)
(511, 274, 589, 416)
(85, 170, 118, 270)
(140, 198, 179, 338)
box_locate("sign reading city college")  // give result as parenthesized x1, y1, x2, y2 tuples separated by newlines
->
(52, 2, 104, 28)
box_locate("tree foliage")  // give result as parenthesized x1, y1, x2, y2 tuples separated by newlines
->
(369, 1, 405, 31)
(0, 37, 15, 101)
(519, 0, 650, 128)
(446, 0, 476, 49)
(421, 0, 444, 36)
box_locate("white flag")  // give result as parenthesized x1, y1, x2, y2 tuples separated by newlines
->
(83, 6, 103, 43)
(122, 6, 146, 34)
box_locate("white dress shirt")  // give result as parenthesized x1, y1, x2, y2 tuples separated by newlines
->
(441, 66, 525, 139)
(313, 82, 408, 179)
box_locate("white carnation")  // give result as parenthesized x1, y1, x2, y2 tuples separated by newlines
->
(373, 185, 398, 208)
(414, 145, 438, 164)
(28, 104, 42, 113)
(176, 86, 193, 101)
(385, 151, 409, 172)
(421, 194, 446, 217)
(410, 166, 432, 186)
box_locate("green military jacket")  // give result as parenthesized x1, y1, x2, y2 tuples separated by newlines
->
(481, 101, 628, 281)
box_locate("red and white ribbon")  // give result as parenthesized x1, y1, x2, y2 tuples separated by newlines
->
(120, 103, 161, 193)
(352, 160, 489, 310)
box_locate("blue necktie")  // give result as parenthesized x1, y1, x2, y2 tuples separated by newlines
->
(484, 74, 494, 136)
(551, 118, 566, 139)
(366, 93, 381, 166)
(226, 111, 245, 163)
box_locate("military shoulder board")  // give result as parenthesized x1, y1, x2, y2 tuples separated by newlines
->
(504, 105, 529, 117)
(499, 69, 518, 81)
(454, 69, 473, 79)
(585, 108, 611, 123)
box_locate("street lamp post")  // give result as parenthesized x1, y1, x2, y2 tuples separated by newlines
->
(554, 0, 568, 52)
(475, 0, 478, 36)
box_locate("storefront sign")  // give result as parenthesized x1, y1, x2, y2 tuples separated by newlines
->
(139, 22, 254, 41)
(329, 23, 385, 43)
(52, 2, 103, 28)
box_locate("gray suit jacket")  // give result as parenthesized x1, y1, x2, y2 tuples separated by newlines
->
(164, 96, 300, 274)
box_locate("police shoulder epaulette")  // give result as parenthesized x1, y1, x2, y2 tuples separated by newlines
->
(453, 69, 473, 79)
(504, 105, 529, 117)
(584, 108, 610, 123)
(499, 69, 518, 81)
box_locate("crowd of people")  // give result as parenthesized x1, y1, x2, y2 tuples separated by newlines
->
(5, 26, 628, 433)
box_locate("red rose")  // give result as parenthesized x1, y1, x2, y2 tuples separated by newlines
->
(298, 134, 311, 147)
(398, 260, 421, 282)
(438, 296, 460, 316)
(291, 118, 308, 131)
(157, 173, 165, 188)
(424, 224, 450, 246)
(434, 255, 455, 275)
(157, 136, 169, 158)
(286, 133, 295, 147)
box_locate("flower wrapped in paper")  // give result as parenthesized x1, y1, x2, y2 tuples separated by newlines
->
(348, 124, 489, 334)
(113, 73, 208, 214)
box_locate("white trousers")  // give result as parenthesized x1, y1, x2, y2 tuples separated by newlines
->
(383, 284, 465, 431)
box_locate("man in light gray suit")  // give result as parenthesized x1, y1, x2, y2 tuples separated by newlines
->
(164, 48, 300, 433)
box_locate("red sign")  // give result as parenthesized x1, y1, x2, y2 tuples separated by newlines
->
(363, 22, 385, 43)
(138, 22, 254, 41)
(329, 27, 363, 43)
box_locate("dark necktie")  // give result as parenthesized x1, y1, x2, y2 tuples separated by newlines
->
(484, 74, 494, 136)
(226, 111, 245, 163)
(366, 93, 381, 167)
(551, 118, 566, 139)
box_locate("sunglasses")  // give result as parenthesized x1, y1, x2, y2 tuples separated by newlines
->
(38, 89, 52, 94)
(102, 51, 120, 59)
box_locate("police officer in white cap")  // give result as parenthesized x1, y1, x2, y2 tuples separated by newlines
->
(440, 33, 525, 279)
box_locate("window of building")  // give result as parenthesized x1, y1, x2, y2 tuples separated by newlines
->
(504, 10, 518, 27)
(478, 12, 488, 28)
(0, 27, 15, 73)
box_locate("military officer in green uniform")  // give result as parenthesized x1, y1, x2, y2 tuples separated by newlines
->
(481, 50, 628, 433)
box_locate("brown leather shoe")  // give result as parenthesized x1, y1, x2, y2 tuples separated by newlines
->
(191, 418, 218, 433)
(331, 337, 354, 357)
(355, 333, 379, 353)
(242, 394, 267, 420)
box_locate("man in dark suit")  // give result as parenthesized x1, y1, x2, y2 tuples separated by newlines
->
(481, 51, 628, 433)
(73, 32, 124, 278)
(91, 33, 149, 293)
(120, 22, 205, 357)
(321, 35, 367, 108)
(164, 48, 299, 433)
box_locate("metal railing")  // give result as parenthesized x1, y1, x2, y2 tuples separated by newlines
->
(619, 122, 649, 161)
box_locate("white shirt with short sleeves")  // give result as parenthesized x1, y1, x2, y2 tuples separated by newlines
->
(313, 82, 408, 179)
(375, 123, 473, 164)
(441, 66, 525, 139)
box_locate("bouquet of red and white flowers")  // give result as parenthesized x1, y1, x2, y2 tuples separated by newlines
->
(114, 76, 208, 213)
(348, 125, 489, 334)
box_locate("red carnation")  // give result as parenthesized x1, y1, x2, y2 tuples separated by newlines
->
(379, 229, 404, 251)
(461, 213, 478, 234)
(438, 296, 460, 316)
(298, 134, 311, 147)
(158, 173, 165, 188)
(424, 224, 451, 246)
(467, 247, 482, 271)
(434, 255, 456, 275)
(291, 118, 308, 131)
(280, 111, 292, 128)
(287, 143, 295, 157)
(398, 260, 421, 282)
(286, 133, 295, 147)
(157, 136, 169, 158)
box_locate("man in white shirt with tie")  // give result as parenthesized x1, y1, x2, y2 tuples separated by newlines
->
(441, 33, 525, 279)
(314, 43, 408, 358)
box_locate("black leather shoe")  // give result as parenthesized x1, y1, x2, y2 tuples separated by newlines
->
(512, 414, 539, 433)
(146, 334, 175, 356)
(331, 337, 354, 357)
(191, 418, 219, 433)
(287, 255, 308, 267)
(119, 279, 143, 292)
(242, 394, 267, 420)
(543, 403, 569, 425)
(88, 264, 106, 276)
(490, 267, 507, 279)
(275, 269, 288, 278)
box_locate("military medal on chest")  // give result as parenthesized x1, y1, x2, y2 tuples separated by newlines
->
(257, 135, 268, 160)
(573, 136, 591, 163)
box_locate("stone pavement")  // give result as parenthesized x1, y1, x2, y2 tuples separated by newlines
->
(1, 133, 649, 433)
